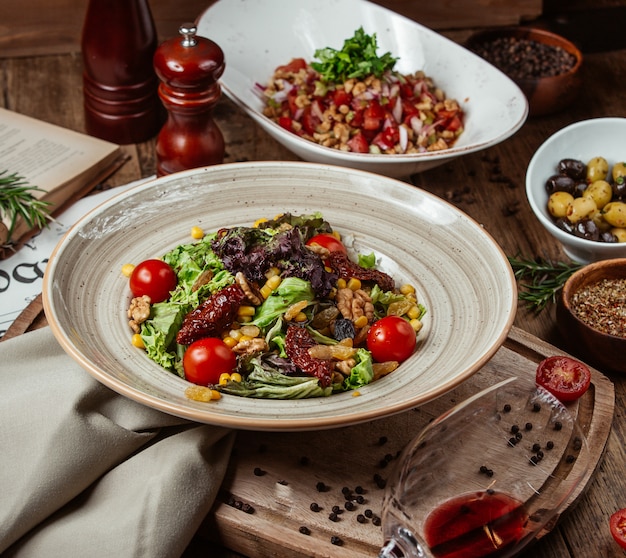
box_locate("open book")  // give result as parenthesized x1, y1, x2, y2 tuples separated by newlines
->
(0, 107, 127, 246)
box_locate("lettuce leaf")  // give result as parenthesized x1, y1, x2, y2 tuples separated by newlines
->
(250, 277, 316, 329)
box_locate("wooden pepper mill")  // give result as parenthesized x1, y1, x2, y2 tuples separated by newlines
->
(153, 23, 226, 177)
(82, 0, 162, 144)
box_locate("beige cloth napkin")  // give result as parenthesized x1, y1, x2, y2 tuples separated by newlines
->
(0, 327, 235, 557)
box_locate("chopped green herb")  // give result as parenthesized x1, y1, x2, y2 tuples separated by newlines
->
(311, 27, 398, 83)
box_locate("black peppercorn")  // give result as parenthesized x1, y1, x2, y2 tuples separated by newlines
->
(357, 514, 366, 523)
(299, 526, 311, 535)
(331, 536, 343, 546)
(310, 502, 321, 512)
(253, 467, 266, 476)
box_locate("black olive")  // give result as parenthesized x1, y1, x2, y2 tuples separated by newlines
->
(573, 182, 588, 198)
(600, 231, 618, 243)
(333, 318, 355, 341)
(557, 158, 586, 181)
(555, 217, 575, 234)
(545, 174, 575, 195)
(573, 218, 600, 241)
(612, 179, 626, 200)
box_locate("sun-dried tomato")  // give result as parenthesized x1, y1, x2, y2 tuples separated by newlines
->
(326, 252, 395, 292)
(285, 324, 334, 388)
(177, 284, 247, 345)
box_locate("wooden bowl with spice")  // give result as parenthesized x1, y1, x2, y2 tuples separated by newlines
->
(466, 26, 583, 116)
(557, 258, 626, 374)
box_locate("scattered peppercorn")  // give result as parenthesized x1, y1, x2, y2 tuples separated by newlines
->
(503, 403, 512, 413)
(374, 474, 387, 489)
(316, 481, 329, 492)
(511, 424, 520, 434)
(332, 505, 343, 514)
(310, 502, 321, 512)
(573, 437, 583, 451)
(253, 467, 266, 476)
(546, 440, 555, 450)
(331, 536, 343, 546)
(378, 436, 388, 446)
(345, 501, 355, 511)
(566, 454, 576, 463)
(357, 514, 367, 523)
(365, 509, 374, 518)
(525, 422, 533, 431)
(299, 526, 311, 535)
(554, 421, 563, 431)
(355, 485, 365, 494)
(242, 503, 255, 514)
(329, 512, 339, 522)
(532, 443, 541, 453)
(356, 495, 365, 504)
(372, 516, 382, 526)
(532, 403, 541, 412)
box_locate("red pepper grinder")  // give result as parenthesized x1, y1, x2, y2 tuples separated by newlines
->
(81, 0, 162, 144)
(153, 23, 226, 177)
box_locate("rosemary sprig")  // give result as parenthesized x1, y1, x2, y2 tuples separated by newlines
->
(508, 255, 584, 312)
(0, 170, 51, 242)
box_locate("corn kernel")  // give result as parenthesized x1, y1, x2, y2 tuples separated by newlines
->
(229, 328, 243, 341)
(352, 390, 361, 397)
(131, 333, 145, 348)
(238, 315, 252, 323)
(240, 325, 260, 337)
(407, 305, 421, 320)
(237, 305, 256, 317)
(253, 217, 268, 227)
(190, 226, 204, 239)
(410, 318, 423, 332)
(222, 336, 237, 348)
(219, 373, 231, 385)
(337, 278, 347, 289)
(260, 285, 273, 299)
(353, 315, 368, 329)
(239, 335, 252, 343)
(294, 311, 308, 322)
(347, 278, 361, 291)
(210, 389, 222, 400)
(266, 275, 282, 290)
(273, 213, 284, 220)
(230, 372, 242, 382)
(400, 284, 416, 295)
(121, 263, 135, 277)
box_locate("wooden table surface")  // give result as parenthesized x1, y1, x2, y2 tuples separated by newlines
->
(2, 32, 626, 558)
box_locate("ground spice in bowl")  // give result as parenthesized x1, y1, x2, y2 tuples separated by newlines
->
(570, 278, 626, 338)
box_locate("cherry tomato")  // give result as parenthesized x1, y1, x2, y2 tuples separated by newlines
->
(366, 316, 416, 363)
(610, 508, 626, 550)
(347, 133, 369, 153)
(183, 337, 237, 386)
(129, 259, 177, 303)
(306, 233, 347, 255)
(535, 355, 591, 402)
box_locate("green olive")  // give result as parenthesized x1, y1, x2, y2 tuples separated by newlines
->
(612, 161, 626, 182)
(602, 201, 626, 228)
(567, 195, 597, 223)
(548, 191, 574, 218)
(611, 227, 626, 242)
(586, 156, 609, 183)
(583, 180, 613, 209)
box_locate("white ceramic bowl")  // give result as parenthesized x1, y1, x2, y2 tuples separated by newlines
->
(43, 161, 517, 431)
(196, 0, 528, 178)
(526, 117, 626, 263)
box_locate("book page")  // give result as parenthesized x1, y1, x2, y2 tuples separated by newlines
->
(0, 107, 120, 197)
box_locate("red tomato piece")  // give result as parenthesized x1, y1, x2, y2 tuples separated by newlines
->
(535, 356, 591, 402)
(278, 116, 294, 132)
(275, 57, 307, 74)
(305, 233, 347, 255)
(129, 259, 177, 303)
(366, 316, 416, 363)
(610, 508, 626, 550)
(183, 337, 237, 386)
(332, 89, 352, 107)
(347, 133, 369, 153)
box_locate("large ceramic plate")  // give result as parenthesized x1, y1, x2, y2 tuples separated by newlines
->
(196, 0, 528, 178)
(43, 162, 516, 431)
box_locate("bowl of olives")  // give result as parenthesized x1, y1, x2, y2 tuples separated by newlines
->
(526, 117, 626, 263)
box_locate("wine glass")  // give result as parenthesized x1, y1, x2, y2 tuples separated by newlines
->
(379, 375, 590, 558)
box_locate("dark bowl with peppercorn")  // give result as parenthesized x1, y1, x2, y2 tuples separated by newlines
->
(557, 258, 626, 374)
(466, 26, 582, 116)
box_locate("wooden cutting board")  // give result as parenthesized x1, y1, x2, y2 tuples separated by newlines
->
(200, 326, 615, 558)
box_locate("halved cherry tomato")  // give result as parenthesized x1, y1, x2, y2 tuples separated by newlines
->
(183, 337, 237, 386)
(610, 508, 626, 550)
(275, 57, 307, 74)
(535, 355, 591, 403)
(306, 233, 347, 255)
(129, 259, 177, 303)
(366, 316, 416, 363)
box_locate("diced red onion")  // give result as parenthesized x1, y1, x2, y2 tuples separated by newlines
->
(392, 98, 402, 123)
(399, 125, 408, 152)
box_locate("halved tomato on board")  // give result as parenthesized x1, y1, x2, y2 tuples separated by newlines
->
(535, 355, 591, 403)
(610, 508, 626, 550)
